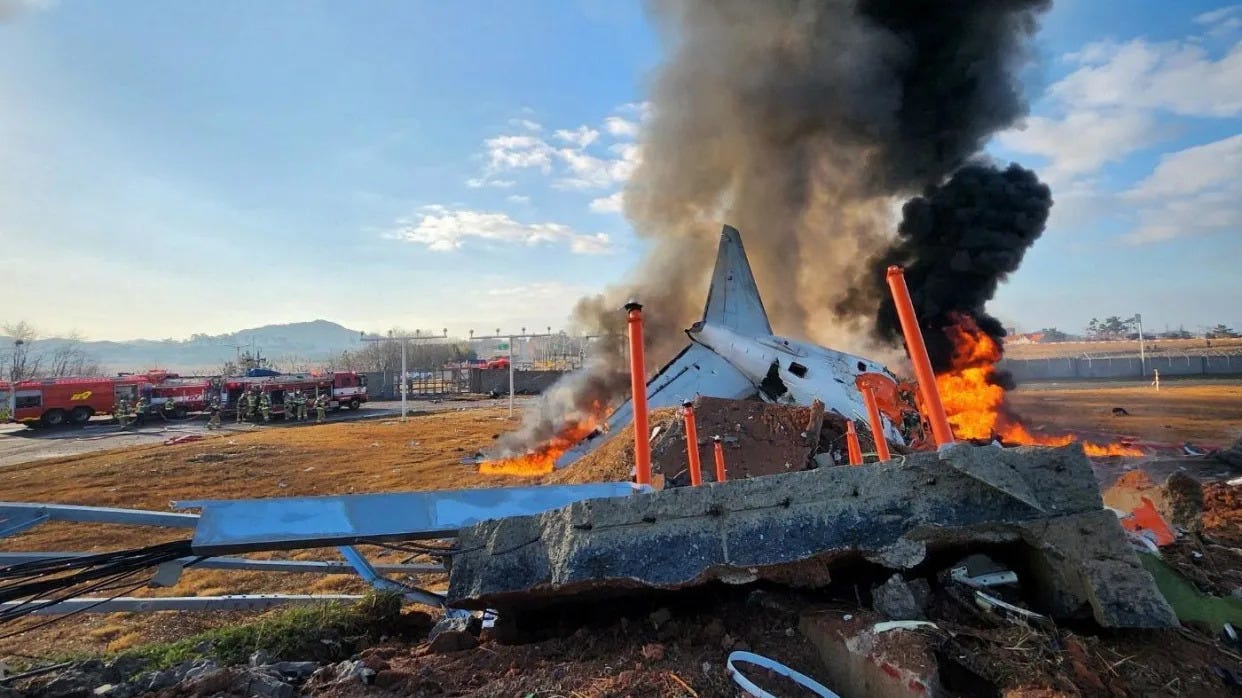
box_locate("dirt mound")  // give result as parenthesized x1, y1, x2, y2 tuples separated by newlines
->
(547, 397, 858, 486)
(544, 408, 679, 485)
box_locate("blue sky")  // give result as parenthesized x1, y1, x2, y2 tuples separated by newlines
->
(1, 0, 1239, 341)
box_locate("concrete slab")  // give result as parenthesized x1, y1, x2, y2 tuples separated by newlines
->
(447, 444, 1177, 628)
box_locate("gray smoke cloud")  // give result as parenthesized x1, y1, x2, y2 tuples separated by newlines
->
(497, 0, 1050, 455)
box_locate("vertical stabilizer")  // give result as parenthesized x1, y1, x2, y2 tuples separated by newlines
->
(701, 225, 772, 335)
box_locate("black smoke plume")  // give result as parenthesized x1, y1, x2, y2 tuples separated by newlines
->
(855, 163, 1053, 372)
(499, 0, 1052, 456)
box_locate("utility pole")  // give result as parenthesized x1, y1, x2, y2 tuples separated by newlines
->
(1134, 313, 1146, 377)
(360, 329, 447, 422)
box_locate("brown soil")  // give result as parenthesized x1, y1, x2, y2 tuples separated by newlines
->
(310, 594, 828, 698)
(550, 397, 855, 487)
(1008, 383, 1242, 447)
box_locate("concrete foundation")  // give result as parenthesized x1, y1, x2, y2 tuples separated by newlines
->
(447, 444, 1177, 629)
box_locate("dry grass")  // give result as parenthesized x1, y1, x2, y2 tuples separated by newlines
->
(0, 408, 535, 659)
(2, 383, 1241, 660)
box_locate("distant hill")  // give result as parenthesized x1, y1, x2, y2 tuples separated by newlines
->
(1, 320, 365, 374)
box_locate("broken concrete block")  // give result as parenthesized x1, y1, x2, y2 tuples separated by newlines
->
(799, 610, 942, 698)
(449, 444, 1176, 629)
(872, 575, 930, 620)
(427, 614, 481, 654)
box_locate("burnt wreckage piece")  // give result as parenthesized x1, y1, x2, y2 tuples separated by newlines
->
(448, 444, 1177, 630)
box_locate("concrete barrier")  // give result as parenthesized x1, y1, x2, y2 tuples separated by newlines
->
(469, 369, 564, 395)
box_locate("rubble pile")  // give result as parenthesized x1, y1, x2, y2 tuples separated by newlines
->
(548, 396, 857, 486)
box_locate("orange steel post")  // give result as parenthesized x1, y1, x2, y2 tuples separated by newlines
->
(845, 420, 863, 466)
(885, 266, 955, 447)
(625, 302, 652, 485)
(682, 400, 702, 486)
(862, 387, 892, 462)
(712, 436, 727, 483)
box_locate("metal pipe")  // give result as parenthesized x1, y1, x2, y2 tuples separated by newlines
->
(625, 302, 652, 486)
(713, 436, 727, 483)
(508, 335, 515, 418)
(0, 551, 445, 575)
(884, 266, 954, 447)
(845, 421, 863, 466)
(682, 401, 702, 486)
(861, 387, 892, 462)
(1, 594, 367, 615)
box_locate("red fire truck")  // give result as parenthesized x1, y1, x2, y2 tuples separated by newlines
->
(1, 371, 366, 427)
(221, 372, 367, 419)
(0, 375, 153, 427)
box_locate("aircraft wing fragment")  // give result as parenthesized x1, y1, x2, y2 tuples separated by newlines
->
(553, 342, 756, 468)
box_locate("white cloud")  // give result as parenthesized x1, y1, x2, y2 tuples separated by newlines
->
(506, 194, 530, 204)
(1195, 5, 1242, 36)
(604, 116, 639, 138)
(508, 118, 543, 132)
(483, 134, 555, 173)
(589, 191, 623, 213)
(1121, 134, 1242, 243)
(998, 109, 1158, 181)
(467, 105, 645, 199)
(466, 177, 516, 189)
(393, 207, 614, 254)
(1052, 38, 1242, 118)
(617, 101, 653, 120)
(554, 126, 600, 148)
(555, 143, 642, 190)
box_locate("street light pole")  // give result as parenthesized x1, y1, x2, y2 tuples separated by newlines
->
(1135, 313, 1146, 377)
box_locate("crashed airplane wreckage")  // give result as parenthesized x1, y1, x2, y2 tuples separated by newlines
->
(555, 225, 907, 470)
(0, 226, 1176, 634)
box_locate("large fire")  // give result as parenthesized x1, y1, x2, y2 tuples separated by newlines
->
(935, 314, 1144, 457)
(478, 414, 603, 477)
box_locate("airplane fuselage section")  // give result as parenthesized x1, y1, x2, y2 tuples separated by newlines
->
(690, 324, 904, 443)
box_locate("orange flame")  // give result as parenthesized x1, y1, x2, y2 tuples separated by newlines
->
(935, 314, 1143, 457)
(479, 409, 604, 477)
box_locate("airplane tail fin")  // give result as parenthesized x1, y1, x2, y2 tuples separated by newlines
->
(701, 225, 772, 335)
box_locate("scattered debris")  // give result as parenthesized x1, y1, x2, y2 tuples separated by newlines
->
(871, 574, 930, 620)
(726, 650, 838, 698)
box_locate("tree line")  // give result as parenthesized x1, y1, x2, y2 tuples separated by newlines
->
(2, 322, 102, 382)
(1033, 318, 1239, 342)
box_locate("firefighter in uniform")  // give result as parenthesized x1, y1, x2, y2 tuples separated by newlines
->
(314, 394, 327, 423)
(116, 399, 131, 429)
(259, 391, 272, 422)
(236, 391, 249, 423)
(248, 386, 261, 421)
(162, 398, 177, 421)
(298, 391, 309, 421)
(285, 391, 299, 421)
(0, 401, 9, 423)
(206, 399, 222, 430)
(134, 396, 149, 426)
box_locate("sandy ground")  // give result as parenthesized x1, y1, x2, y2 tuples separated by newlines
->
(1, 381, 1240, 660)
(1008, 379, 1242, 447)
